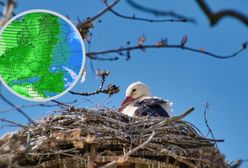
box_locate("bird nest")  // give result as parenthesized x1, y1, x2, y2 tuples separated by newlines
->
(0, 107, 229, 168)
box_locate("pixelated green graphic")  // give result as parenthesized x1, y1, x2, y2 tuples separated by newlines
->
(0, 11, 84, 101)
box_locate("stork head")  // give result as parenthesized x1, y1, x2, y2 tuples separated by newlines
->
(125, 81, 150, 99)
(118, 81, 150, 112)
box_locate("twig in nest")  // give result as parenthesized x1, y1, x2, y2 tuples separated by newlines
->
(196, 0, 248, 27)
(126, 0, 195, 23)
(104, 1, 190, 23)
(69, 70, 119, 96)
(152, 107, 195, 130)
(172, 106, 195, 122)
(87, 39, 247, 60)
(230, 159, 248, 168)
(28, 148, 77, 156)
(99, 131, 155, 168)
(230, 159, 242, 168)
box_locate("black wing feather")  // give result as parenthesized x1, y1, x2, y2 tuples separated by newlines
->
(133, 98, 170, 117)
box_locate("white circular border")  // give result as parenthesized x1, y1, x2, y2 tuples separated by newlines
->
(0, 9, 86, 102)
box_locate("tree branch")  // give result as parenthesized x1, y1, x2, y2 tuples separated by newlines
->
(0, 0, 16, 27)
(196, 0, 248, 27)
(86, 0, 120, 23)
(76, 0, 120, 40)
(87, 41, 247, 60)
(69, 70, 119, 96)
(50, 100, 76, 108)
(104, 1, 190, 23)
(126, 0, 195, 23)
(0, 100, 77, 113)
(0, 94, 35, 124)
(0, 118, 25, 127)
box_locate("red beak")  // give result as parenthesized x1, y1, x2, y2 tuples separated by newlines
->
(118, 96, 134, 112)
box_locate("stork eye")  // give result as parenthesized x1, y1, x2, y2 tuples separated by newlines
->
(132, 89, 136, 94)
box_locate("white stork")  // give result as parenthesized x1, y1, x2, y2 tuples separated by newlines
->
(118, 81, 172, 117)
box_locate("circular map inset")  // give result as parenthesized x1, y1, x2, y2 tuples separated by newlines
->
(0, 9, 85, 101)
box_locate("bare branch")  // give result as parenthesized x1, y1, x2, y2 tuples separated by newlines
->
(0, 103, 55, 113)
(126, 0, 195, 23)
(104, 1, 190, 23)
(0, 94, 35, 124)
(0, 0, 16, 27)
(85, 0, 120, 24)
(89, 55, 119, 61)
(0, 100, 77, 113)
(50, 100, 75, 108)
(76, 0, 120, 40)
(99, 131, 155, 168)
(196, 0, 248, 27)
(203, 103, 219, 150)
(0, 118, 25, 127)
(87, 41, 247, 60)
(69, 70, 119, 96)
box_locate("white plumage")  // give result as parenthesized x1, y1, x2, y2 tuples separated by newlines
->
(118, 81, 173, 117)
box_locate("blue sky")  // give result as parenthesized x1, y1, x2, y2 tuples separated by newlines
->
(0, 0, 248, 167)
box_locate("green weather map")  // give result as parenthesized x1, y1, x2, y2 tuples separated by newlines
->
(0, 10, 84, 101)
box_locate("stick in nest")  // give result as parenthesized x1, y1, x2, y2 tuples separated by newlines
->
(99, 131, 155, 168)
